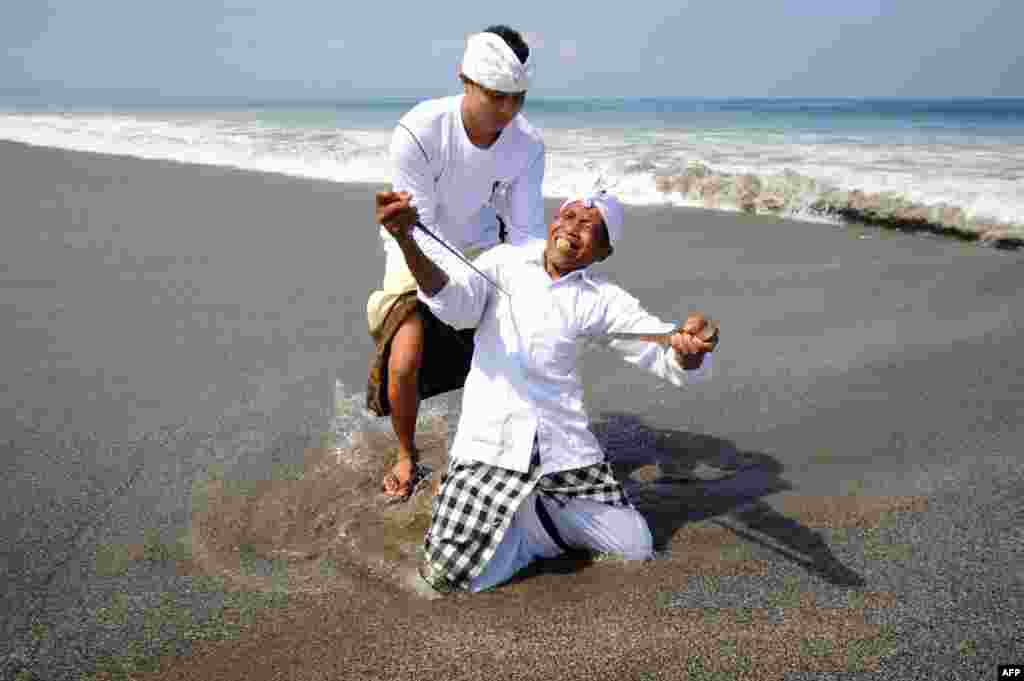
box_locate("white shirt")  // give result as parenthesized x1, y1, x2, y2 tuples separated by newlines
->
(418, 241, 713, 475)
(388, 95, 547, 266)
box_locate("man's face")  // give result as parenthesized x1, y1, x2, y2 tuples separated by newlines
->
(545, 201, 612, 272)
(462, 77, 526, 140)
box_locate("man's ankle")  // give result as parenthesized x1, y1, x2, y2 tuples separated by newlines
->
(396, 447, 419, 464)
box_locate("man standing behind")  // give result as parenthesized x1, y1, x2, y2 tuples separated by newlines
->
(378, 191, 720, 593)
(367, 26, 547, 501)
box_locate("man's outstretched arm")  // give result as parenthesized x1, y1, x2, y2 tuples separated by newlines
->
(596, 283, 718, 387)
(376, 190, 492, 330)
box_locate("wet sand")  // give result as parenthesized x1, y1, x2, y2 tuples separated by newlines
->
(2, 139, 1022, 680)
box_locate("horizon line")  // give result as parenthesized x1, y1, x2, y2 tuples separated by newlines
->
(1, 88, 1021, 102)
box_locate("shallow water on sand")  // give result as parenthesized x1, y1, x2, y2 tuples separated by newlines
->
(187, 382, 453, 596)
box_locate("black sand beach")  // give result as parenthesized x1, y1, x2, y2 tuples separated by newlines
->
(2, 139, 1022, 680)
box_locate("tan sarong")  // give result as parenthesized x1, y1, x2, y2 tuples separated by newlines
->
(365, 240, 484, 417)
(366, 234, 485, 333)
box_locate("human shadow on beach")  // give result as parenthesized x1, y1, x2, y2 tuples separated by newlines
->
(518, 412, 864, 588)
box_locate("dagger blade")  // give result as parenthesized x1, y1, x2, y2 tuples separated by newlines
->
(414, 221, 511, 298)
(604, 320, 719, 347)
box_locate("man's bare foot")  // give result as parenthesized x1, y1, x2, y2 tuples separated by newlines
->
(382, 451, 418, 499)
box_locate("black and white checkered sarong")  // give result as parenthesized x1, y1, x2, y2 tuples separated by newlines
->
(421, 439, 630, 591)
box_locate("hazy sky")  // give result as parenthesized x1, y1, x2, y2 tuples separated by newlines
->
(3, 0, 1022, 99)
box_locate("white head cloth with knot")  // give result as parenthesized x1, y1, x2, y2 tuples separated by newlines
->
(461, 32, 533, 93)
(560, 191, 625, 248)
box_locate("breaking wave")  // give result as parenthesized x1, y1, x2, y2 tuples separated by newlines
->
(2, 101, 1022, 246)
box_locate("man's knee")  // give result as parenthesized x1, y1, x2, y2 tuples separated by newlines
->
(388, 312, 425, 381)
(618, 516, 654, 560)
(560, 502, 653, 560)
(598, 508, 653, 560)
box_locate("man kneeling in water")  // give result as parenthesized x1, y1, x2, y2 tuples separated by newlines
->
(378, 191, 719, 593)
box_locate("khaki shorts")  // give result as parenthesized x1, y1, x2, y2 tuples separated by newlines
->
(365, 235, 483, 417)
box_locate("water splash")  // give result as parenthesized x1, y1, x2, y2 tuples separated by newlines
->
(329, 380, 452, 451)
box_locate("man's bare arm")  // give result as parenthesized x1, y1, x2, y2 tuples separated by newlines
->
(393, 232, 449, 297)
(377, 191, 449, 297)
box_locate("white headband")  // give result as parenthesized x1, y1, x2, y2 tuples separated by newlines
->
(560, 191, 625, 248)
(461, 32, 533, 93)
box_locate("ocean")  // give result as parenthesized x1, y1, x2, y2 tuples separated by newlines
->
(2, 94, 1023, 233)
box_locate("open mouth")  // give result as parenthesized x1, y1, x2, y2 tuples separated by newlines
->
(555, 235, 576, 253)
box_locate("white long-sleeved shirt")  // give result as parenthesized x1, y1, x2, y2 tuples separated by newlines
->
(418, 241, 713, 475)
(389, 95, 547, 270)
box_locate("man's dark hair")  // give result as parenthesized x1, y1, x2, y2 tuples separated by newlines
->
(483, 25, 529, 64)
(597, 222, 612, 251)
